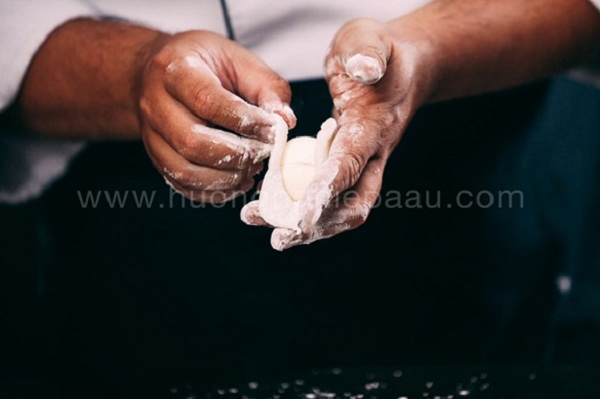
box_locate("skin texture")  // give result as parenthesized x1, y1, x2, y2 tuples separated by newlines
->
(14, 1, 600, 245)
(242, 0, 600, 249)
(18, 18, 296, 203)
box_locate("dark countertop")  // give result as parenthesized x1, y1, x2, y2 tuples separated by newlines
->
(4, 364, 594, 399)
(165, 365, 600, 399)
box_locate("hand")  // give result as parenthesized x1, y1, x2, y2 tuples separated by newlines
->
(138, 30, 296, 203)
(244, 18, 435, 249)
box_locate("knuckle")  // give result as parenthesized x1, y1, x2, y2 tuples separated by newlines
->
(268, 74, 291, 97)
(173, 132, 195, 156)
(231, 109, 255, 135)
(236, 146, 251, 169)
(341, 151, 365, 186)
(149, 50, 173, 76)
(192, 84, 222, 120)
(138, 96, 153, 120)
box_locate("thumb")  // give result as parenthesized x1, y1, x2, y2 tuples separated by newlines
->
(331, 19, 392, 85)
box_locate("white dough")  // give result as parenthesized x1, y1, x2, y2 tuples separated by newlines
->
(281, 136, 317, 201)
(256, 116, 337, 230)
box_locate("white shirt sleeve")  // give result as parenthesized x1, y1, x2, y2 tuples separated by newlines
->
(0, 0, 98, 111)
(0, 1, 98, 204)
(590, 0, 600, 10)
(0, 1, 227, 205)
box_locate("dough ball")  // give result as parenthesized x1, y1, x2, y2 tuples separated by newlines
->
(281, 136, 317, 201)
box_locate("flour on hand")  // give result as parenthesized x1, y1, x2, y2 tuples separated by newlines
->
(255, 116, 337, 230)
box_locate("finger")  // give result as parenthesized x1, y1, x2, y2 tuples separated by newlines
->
(270, 228, 302, 252)
(164, 55, 278, 143)
(227, 51, 297, 130)
(141, 95, 271, 170)
(164, 174, 255, 204)
(144, 131, 262, 191)
(240, 201, 271, 227)
(273, 158, 385, 251)
(318, 157, 385, 236)
(329, 18, 392, 85)
(261, 100, 297, 130)
(297, 119, 380, 230)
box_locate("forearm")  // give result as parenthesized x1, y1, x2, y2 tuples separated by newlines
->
(391, 0, 600, 104)
(18, 18, 169, 140)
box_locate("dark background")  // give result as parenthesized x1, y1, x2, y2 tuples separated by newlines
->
(2, 76, 600, 396)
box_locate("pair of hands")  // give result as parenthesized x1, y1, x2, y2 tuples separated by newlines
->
(139, 19, 429, 250)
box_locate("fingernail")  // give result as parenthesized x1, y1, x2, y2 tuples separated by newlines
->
(279, 104, 297, 129)
(345, 54, 384, 84)
(263, 102, 297, 129)
(240, 203, 251, 225)
(240, 202, 259, 225)
(271, 229, 301, 251)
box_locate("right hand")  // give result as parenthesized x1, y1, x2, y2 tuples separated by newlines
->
(242, 19, 434, 250)
(138, 30, 296, 203)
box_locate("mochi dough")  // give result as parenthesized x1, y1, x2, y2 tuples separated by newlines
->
(257, 117, 337, 230)
(281, 136, 317, 201)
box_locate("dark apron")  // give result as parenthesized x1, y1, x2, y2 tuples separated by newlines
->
(2, 76, 600, 386)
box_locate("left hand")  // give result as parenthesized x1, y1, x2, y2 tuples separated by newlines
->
(243, 18, 435, 250)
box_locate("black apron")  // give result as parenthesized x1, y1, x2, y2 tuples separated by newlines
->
(3, 76, 600, 387)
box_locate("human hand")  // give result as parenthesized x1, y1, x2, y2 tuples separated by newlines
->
(138, 30, 296, 203)
(244, 18, 435, 249)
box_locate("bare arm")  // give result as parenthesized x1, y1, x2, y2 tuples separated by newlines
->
(18, 18, 164, 140)
(16, 17, 296, 203)
(259, 0, 600, 249)
(399, 0, 600, 103)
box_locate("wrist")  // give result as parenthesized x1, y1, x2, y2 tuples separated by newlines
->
(20, 18, 171, 140)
